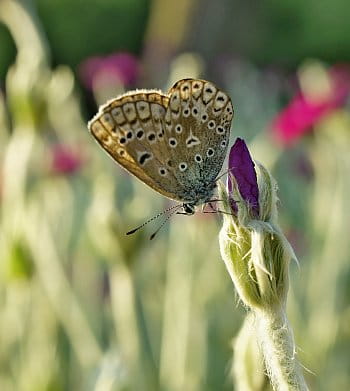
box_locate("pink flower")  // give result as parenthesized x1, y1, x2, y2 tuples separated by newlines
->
(79, 52, 139, 90)
(50, 144, 83, 175)
(272, 65, 350, 145)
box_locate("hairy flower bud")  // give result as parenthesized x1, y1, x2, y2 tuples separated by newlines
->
(219, 138, 308, 390)
(219, 138, 296, 309)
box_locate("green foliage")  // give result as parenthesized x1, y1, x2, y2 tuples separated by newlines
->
(35, 0, 150, 66)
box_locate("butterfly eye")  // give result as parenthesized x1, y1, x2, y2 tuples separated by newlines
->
(136, 129, 144, 139)
(201, 113, 208, 123)
(175, 124, 183, 134)
(147, 132, 156, 143)
(207, 148, 214, 157)
(194, 154, 202, 163)
(216, 126, 225, 135)
(179, 162, 188, 172)
(208, 120, 216, 129)
(158, 167, 167, 176)
(183, 107, 190, 117)
(169, 138, 177, 148)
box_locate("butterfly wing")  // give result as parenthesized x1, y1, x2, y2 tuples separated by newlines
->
(88, 79, 234, 205)
(164, 79, 234, 192)
(88, 91, 186, 201)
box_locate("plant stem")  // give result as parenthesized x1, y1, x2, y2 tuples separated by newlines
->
(255, 308, 308, 391)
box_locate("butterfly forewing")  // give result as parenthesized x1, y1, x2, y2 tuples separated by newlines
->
(88, 79, 234, 206)
(89, 92, 185, 201)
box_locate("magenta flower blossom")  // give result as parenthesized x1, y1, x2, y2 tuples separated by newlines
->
(272, 65, 350, 145)
(50, 144, 83, 175)
(227, 138, 260, 217)
(79, 52, 139, 90)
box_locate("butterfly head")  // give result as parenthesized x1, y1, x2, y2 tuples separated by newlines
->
(180, 179, 217, 215)
(182, 203, 196, 215)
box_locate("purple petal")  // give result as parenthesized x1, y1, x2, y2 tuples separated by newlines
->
(227, 138, 259, 217)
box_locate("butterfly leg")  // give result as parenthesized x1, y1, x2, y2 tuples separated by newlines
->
(206, 198, 223, 203)
(202, 210, 233, 215)
(202, 201, 234, 215)
(202, 200, 221, 213)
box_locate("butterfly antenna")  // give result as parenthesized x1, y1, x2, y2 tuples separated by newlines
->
(126, 204, 181, 236)
(149, 206, 182, 240)
(215, 167, 233, 183)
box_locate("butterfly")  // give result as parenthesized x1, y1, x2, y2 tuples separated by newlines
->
(88, 78, 233, 235)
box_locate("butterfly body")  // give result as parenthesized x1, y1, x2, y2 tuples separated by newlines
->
(88, 79, 233, 212)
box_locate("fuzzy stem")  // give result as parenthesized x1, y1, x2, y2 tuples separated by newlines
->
(232, 312, 269, 391)
(255, 309, 308, 391)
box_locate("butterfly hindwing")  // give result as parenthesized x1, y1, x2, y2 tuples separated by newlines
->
(165, 79, 233, 189)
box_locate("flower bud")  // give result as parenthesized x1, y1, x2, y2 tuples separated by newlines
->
(219, 138, 296, 310)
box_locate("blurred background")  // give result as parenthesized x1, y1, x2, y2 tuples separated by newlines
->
(1, 0, 350, 390)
